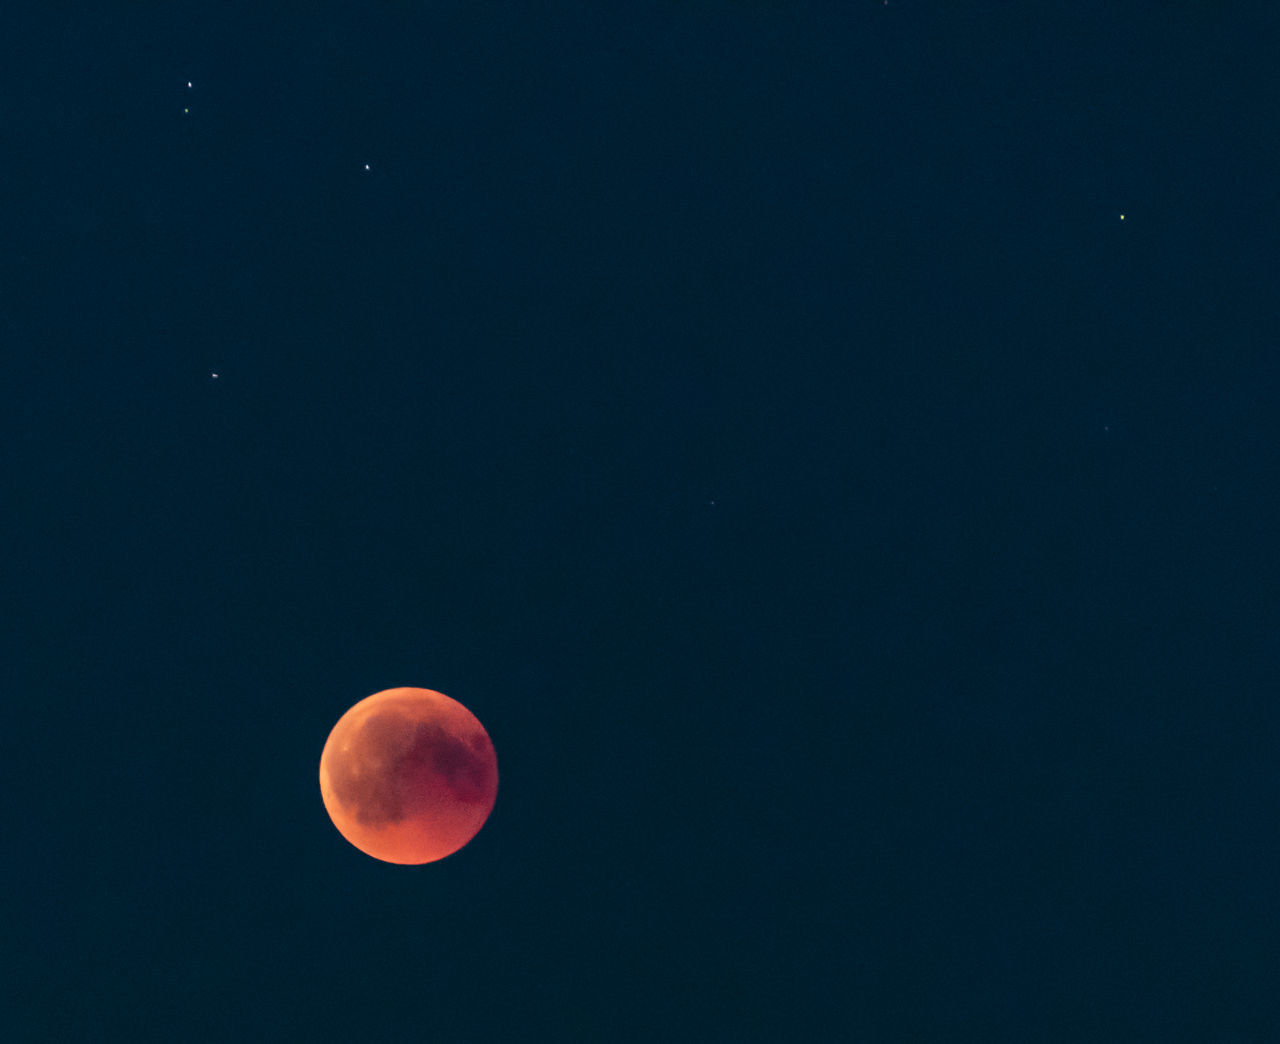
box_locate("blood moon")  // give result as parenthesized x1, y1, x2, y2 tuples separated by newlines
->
(319, 688, 498, 864)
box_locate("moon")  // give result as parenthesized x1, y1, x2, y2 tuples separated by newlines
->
(319, 687, 498, 864)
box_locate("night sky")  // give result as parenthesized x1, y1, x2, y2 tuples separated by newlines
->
(8, 2, 1279, 1040)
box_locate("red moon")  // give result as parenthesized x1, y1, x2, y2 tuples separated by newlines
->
(319, 687, 498, 864)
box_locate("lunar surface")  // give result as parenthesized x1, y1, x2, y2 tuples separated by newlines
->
(320, 687, 498, 864)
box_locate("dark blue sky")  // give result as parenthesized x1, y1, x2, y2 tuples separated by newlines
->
(7, 2, 1279, 1039)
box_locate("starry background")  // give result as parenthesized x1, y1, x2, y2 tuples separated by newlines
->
(6, 1, 1278, 1040)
